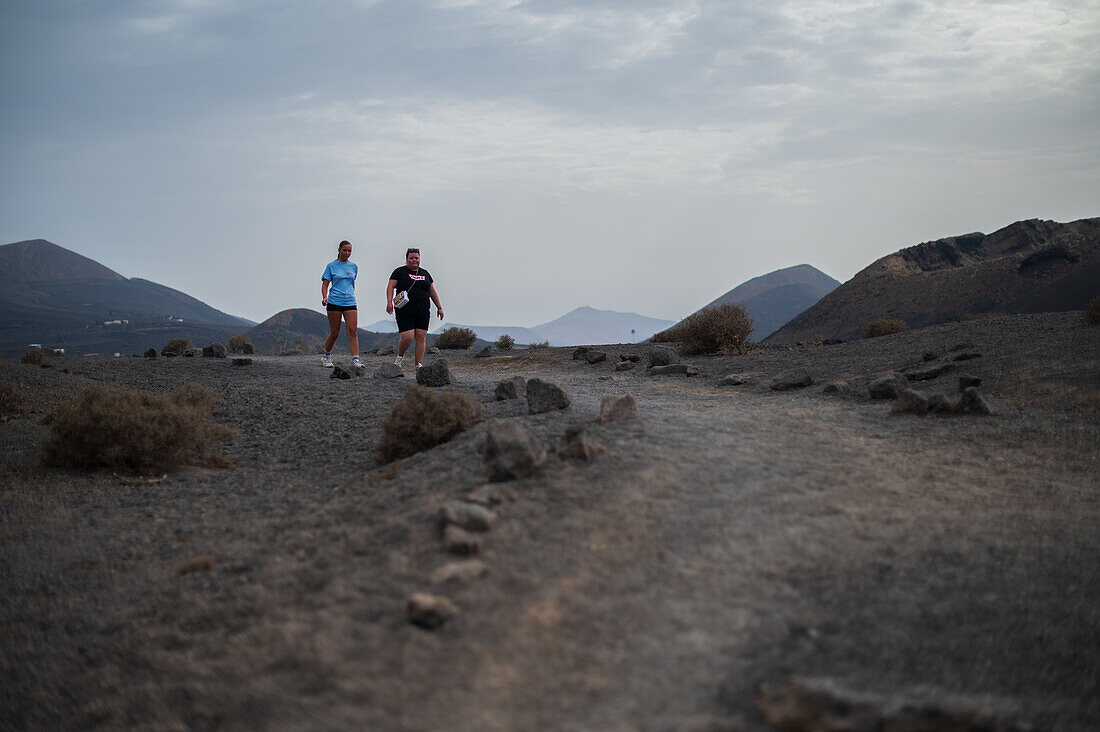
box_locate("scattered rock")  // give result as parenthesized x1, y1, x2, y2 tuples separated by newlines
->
(597, 375, 615, 382)
(822, 381, 852, 395)
(182, 349, 198, 358)
(177, 554, 215, 575)
(868, 372, 908, 399)
(717, 374, 745, 386)
(648, 346, 681, 367)
(378, 345, 396, 355)
(439, 501, 498, 532)
(559, 426, 604, 461)
(584, 350, 607, 364)
(526, 378, 573, 413)
(416, 360, 452, 387)
(162, 351, 178, 358)
(907, 363, 956, 381)
(958, 374, 982, 391)
(572, 347, 590, 361)
(619, 354, 640, 362)
(647, 363, 698, 376)
(144, 348, 157, 359)
(494, 376, 527, 400)
(406, 592, 458, 630)
(430, 560, 488, 585)
(373, 363, 404, 379)
(231, 358, 253, 367)
(202, 343, 228, 358)
(614, 361, 635, 372)
(426, 346, 440, 354)
(600, 394, 639, 424)
(465, 484, 515, 507)
(891, 389, 931, 414)
(443, 525, 483, 556)
(330, 365, 352, 380)
(952, 352, 982, 361)
(476, 346, 492, 358)
(483, 421, 548, 481)
(756, 677, 1029, 732)
(822, 338, 846, 346)
(958, 386, 993, 414)
(928, 392, 955, 413)
(922, 351, 939, 362)
(771, 370, 814, 391)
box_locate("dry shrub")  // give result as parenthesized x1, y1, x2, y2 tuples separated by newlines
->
(528, 341, 549, 350)
(161, 338, 191, 356)
(228, 334, 253, 353)
(42, 383, 235, 475)
(1087, 296, 1100, 326)
(495, 334, 515, 350)
(861, 319, 909, 339)
(435, 327, 477, 350)
(1, 382, 28, 415)
(20, 348, 47, 366)
(655, 303, 754, 355)
(378, 385, 483, 463)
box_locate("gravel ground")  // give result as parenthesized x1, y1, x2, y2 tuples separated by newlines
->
(1, 311, 1098, 730)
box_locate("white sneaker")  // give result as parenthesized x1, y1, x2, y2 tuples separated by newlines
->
(322, 353, 333, 368)
(352, 358, 362, 369)
(394, 355, 403, 366)
(415, 362, 423, 369)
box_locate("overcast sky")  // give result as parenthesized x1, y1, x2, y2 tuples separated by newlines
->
(2, 0, 1097, 327)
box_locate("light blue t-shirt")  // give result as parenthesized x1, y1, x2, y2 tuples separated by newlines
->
(322, 260, 358, 306)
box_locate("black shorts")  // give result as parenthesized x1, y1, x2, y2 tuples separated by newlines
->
(327, 304, 357, 312)
(395, 302, 430, 332)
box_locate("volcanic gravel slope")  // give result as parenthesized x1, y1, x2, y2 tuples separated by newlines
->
(2, 312, 1098, 731)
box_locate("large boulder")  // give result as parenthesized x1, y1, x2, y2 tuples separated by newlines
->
(584, 350, 608, 364)
(559, 426, 603, 462)
(475, 346, 492, 358)
(526, 379, 572, 413)
(494, 376, 527, 400)
(406, 593, 458, 630)
(330, 365, 352, 380)
(416, 360, 452, 387)
(374, 363, 404, 379)
(868, 372, 909, 399)
(770, 370, 814, 390)
(483, 421, 548, 482)
(378, 345, 396, 355)
(647, 363, 699, 376)
(202, 343, 228, 358)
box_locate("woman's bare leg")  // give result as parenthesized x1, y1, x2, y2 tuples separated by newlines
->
(398, 330, 414, 359)
(344, 310, 360, 356)
(324, 310, 342, 352)
(414, 329, 428, 364)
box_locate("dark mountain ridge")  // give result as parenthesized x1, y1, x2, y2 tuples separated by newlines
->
(767, 217, 1100, 343)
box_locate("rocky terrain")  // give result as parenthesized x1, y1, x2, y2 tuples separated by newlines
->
(1, 311, 1098, 730)
(769, 217, 1100, 342)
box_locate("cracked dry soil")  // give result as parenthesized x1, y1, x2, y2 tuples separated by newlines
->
(2, 311, 1098, 730)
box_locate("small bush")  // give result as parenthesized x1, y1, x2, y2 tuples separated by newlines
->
(377, 385, 483, 463)
(435, 327, 477, 350)
(861, 319, 909, 339)
(528, 341, 549, 350)
(655, 303, 754, 355)
(1087, 296, 1100, 326)
(21, 348, 46, 366)
(228, 334, 253, 353)
(495, 334, 515, 350)
(161, 338, 191, 356)
(42, 383, 235, 475)
(0, 382, 28, 415)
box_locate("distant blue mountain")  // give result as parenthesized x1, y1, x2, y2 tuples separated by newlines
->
(433, 306, 675, 346)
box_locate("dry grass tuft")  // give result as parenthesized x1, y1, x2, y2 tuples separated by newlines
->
(161, 338, 191, 356)
(861, 319, 909, 339)
(528, 341, 550, 350)
(228, 334, 253, 353)
(435, 327, 477, 349)
(653, 303, 754, 355)
(1, 382, 28, 415)
(495, 334, 515, 350)
(42, 383, 235, 475)
(20, 348, 48, 366)
(1087, 296, 1100, 326)
(378, 385, 483, 463)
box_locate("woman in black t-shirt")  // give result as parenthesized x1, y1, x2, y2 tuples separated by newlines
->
(386, 248, 444, 369)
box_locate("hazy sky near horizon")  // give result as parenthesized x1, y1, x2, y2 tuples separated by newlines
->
(2, 0, 1097, 326)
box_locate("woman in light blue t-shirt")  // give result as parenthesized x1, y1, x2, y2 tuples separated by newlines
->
(320, 240, 360, 368)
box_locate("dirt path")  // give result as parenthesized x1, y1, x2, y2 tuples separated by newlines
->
(2, 313, 1098, 730)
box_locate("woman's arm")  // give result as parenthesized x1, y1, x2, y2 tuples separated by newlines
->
(429, 284, 444, 319)
(386, 279, 397, 314)
(321, 278, 330, 306)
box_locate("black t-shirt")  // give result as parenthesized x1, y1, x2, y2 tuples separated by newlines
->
(390, 266, 433, 305)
